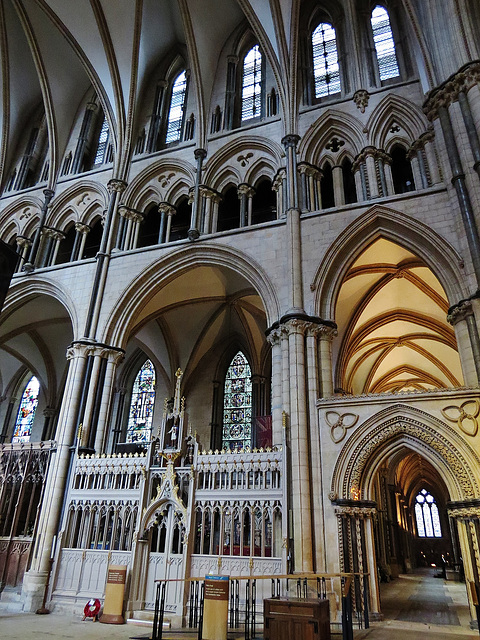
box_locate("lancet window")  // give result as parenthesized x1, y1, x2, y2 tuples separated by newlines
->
(126, 360, 156, 443)
(12, 376, 40, 443)
(241, 45, 263, 123)
(93, 116, 112, 166)
(415, 489, 442, 538)
(166, 70, 188, 144)
(371, 5, 400, 81)
(312, 23, 340, 98)
(222, 352, 252, 451)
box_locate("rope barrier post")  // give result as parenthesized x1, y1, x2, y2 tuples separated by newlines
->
(152, 582, 160, 640)
(342, 576, 354, 640)
(197, 581, 205, 640)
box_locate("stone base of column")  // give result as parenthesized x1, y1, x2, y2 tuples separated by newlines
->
(188, 228, 200, 241)
(21, 570, 49, 613)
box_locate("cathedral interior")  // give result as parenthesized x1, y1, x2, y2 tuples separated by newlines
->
(1, 0, 480, 628)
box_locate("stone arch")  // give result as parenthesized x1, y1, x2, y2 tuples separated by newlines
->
(204, 136, 283, 187)
(0, 197, 43, 238)
(49, 181, 108, 229)
(103, 243, 280, 348)
(3, 278, 79, 338)
(366, 94, 429, 149)
(312, 204, 467, 320)
(123, 159, 195, 210)
(298, 110, 365, 165)
(331, 404, 480, 502)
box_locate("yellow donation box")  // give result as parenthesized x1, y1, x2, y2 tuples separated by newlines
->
(100, 565, 127, 624)
(202, 575, 229, 640)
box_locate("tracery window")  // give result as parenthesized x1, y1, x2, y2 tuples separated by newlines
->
(222, 352, 252, 451)
(371, 6, 400, 81)
(126, 360, 156, 443)
(93, 116, 111, 166)
(166, 70, 187, 144)
(12, 376, 40, 443)
(312, 23, 340, 98)
(415, 489, 442, 538)
(242, 45, 263, 122)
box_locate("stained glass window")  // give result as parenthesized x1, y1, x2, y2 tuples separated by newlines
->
(222, 352, 252, 451)
(312, 23, 340, 98)
(415, 489, 442, 538)
(242, 45, 263, 122)
(93, 116, 110, 166)
(166, 71, 187, 144)
(12, 376, 40, 443)
(371, 6, 400, 81)
(127, 360, 156, 442)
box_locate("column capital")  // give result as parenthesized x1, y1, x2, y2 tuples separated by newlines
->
(447, 298, 475, 325)
(194, 148, 207, 161)
(107, 179, 128, 194)
(237, 182, 255, 198)
(158, 201, 176, 216)
(86, 101, 98, 112)
(43, 189, 55, 204)
(423, 61, 480, 120)
(43, 407, 56, 419)
(75, 222, 91, 234)
(281, 134, 300, 149)
(227, 55, 239, 65)
(15, 235, 32, 249)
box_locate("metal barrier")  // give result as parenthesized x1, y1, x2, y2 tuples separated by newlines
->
(153, 572, 369, 640)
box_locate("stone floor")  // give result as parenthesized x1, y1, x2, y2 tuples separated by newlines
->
(0, 569, 478, 639)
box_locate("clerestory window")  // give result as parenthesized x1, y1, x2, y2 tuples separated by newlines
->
(312, 23, 340, 98)
(241, 45, 263, 123)
(222, 352, 253, 451)
(93, 116, 112, 166)
(166, 70, 188, 144)
(415, 489, 442, 538)
(371, 5, 400, 81)
(126, 360, 156, 443)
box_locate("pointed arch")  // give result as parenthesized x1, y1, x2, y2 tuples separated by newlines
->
(298, 109, 365, 165)
(366, 94, 429, 149)
(330, 404, 480, 502)
(312, 205, 467, 320)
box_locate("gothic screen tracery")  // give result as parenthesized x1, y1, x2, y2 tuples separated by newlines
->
(222, 351, 252, 451)
(127, 360, 156, 442)
(12, 376, 40, 443)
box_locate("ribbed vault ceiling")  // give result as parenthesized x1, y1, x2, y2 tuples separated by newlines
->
(0, 0, 294, 186)
(335, 238, 463, 395)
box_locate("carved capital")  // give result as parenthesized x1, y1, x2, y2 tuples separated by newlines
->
(447, 299, 474, 325)
(107, 179, 128, 194)
(158, 202, 176, 216)
(75, 222, 91, 234)
(281, 134, 300, 150)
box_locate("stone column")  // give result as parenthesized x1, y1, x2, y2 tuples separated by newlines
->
(158, 203, 176, 243)
(72, 101, 97, 174)
(266, 328, 283, 448)
(272, 169, 286, 219)
(0, 397, 17, 443)
(94, 347, 125, 452)
(84, 178, 127, 339)
(282, 135, 303, 314)
(80, 348, 103, 448)
(22, 342, 89, 611)
(422, 130, 442, 185)
(237, 183, 255, 227)
(407, 146, 424, 190)
(318, 326, 337, 397)
(425, 84, 480, 288)
(72, 222, 90, 261)
(363, 148, 379, 199)
(146, 80, 167, 153)
(15, 236, 32, 272)
(285, 319, 313, 572)
(41, 407, 56, 441)
(448, 300, 480, 385)
(382, 154, 395, 195)
(188, 148, 207, 240)
(332, 165, 345, 206)
(306, 324, 325, 571)
(23, 189, 55, 273)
